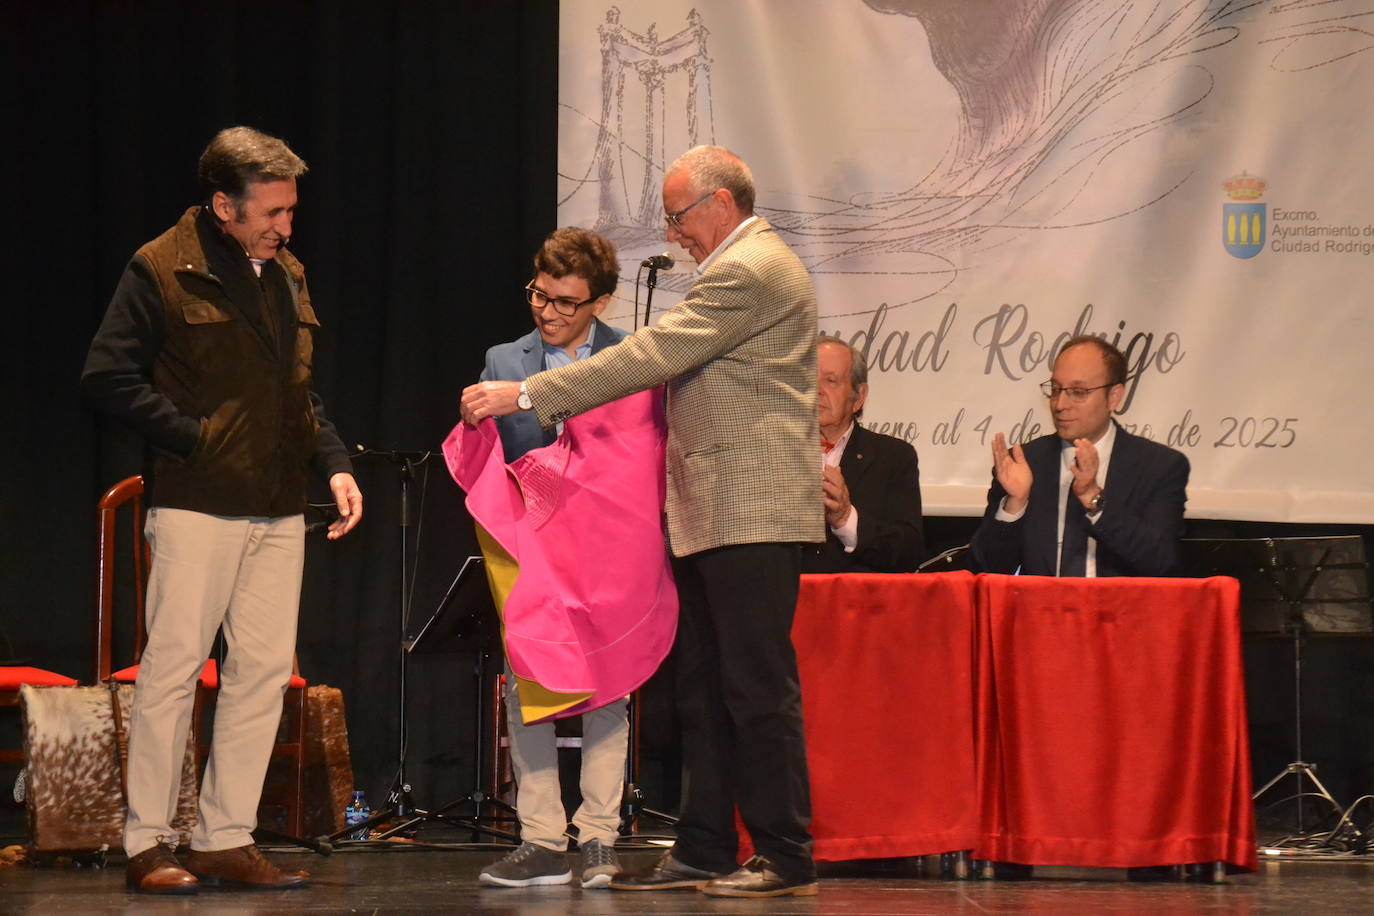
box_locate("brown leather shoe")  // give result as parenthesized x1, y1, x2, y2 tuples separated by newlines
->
(126, 843, 198, 895)
(184, 843, 310, 889)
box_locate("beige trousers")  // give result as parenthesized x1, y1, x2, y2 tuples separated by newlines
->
(503, 664, 629, 851)
(123, 508, 304, 857)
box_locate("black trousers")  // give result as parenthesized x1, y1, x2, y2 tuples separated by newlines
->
(669, 541, 814, 881)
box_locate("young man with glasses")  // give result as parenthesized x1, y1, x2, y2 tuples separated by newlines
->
(478, 227, 627, 465)
(970, 335, 1189, 577)
(475, 226, 630, 890)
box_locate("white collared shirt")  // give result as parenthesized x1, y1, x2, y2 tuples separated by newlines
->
(996, 421, 1116, 576)
(695, 215, 760, 274)
(1056, 421, 1114, 576)
(822, 421, 859, 552)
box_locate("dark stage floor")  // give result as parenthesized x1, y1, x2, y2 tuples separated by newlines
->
(4, 832, 1374, 915)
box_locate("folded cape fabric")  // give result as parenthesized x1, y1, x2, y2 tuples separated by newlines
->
(442, 389, 677, 723)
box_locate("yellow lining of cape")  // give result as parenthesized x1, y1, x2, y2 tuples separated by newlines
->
(476, 524, 591, 722)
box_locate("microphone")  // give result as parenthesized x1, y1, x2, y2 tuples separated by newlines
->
(637, 253, 673, 330)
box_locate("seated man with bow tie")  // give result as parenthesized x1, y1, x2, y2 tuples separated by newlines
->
(803, 335, 926, 574)
(970, 335, 1189, 578)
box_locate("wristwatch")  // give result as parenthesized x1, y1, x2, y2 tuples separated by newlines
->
(1088, 489, 1105, 513)
(516, 381, 533, 411)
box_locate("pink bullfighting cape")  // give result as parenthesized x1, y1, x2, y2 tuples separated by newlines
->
(442, 388, 677, 723)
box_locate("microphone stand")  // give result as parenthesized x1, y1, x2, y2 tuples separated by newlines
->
(643, 265, 661, 328)
(634, 256, 672, 330)
(327, 445, 434, 842)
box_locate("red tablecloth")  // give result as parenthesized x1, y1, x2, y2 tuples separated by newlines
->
(973, 574, 1257, 870)
(792, 571, 978, 861)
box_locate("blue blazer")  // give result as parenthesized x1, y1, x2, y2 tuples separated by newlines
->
(480, 319, 628, 461)
(970, 421, 1189, 577)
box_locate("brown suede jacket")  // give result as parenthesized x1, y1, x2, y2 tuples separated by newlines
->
(82, 206, 352, 517)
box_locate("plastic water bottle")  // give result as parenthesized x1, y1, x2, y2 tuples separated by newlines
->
(344, 789, 370, 840)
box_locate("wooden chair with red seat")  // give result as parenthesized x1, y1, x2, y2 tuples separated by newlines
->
(93, 474, 307, 837)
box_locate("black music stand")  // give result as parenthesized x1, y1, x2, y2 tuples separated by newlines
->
(373, 554, 520, 843)
(1182, 535, 1371, 838)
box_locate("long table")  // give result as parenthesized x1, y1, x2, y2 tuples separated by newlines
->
(789, 572, 1256, 870)
(794, 571, 979, 861)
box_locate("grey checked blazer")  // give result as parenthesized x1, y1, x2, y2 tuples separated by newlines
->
(525, 218, 823, 557)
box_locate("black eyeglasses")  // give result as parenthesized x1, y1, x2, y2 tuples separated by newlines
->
(1039, 381, 1116, 402)
(525, 281, 598, 317)
(663, 191, 715, 231)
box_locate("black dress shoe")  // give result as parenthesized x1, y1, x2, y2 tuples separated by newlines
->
(701, 855, 819, 898)
(1186, 861, 1227, 883)
(609, 851, 728, 891)
(987, 861, 1034, 880)
(1127, 865, 1183, 882)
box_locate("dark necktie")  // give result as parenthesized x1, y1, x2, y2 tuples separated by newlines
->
(1060, 486, 1088, 577)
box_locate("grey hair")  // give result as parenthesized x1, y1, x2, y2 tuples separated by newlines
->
(667, 145, 756, 215)
(819, 334, 868, 391)
(198, 126, 307, 209)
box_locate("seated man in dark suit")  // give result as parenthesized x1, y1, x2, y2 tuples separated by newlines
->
(803, 336, 925, 573)
(971, 335, 1189, 577)
(969, 334, 1192, 882)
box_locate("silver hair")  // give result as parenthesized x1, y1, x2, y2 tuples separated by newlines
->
(819, 334, 868, 391)
(667, 145, 756, 215)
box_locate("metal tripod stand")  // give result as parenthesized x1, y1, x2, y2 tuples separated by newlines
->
(1250, 539, 1343, 836)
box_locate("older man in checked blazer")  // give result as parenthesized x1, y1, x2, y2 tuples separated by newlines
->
(462, 145, 822, 899)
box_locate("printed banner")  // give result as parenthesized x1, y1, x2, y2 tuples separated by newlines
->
(558, 0, 1374, 522)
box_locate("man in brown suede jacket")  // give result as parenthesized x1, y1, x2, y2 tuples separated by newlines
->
(81, 126, 362, 895)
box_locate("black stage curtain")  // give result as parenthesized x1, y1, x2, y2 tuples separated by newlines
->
(5, 0, 561, 809)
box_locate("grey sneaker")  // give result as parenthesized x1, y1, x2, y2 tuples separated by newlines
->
(579, 837, 620, 889)
(479, 842, 572, 887)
